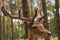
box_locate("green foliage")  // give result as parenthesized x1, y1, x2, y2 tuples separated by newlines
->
(12, 4, 16, 10)
(38, 37, 58, 40)
(50, 37, 58, 40)
(52, 4, 55, 9)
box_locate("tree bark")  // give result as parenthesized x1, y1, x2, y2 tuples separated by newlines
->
(7, 17, 11, 40)
(22, 0, 37, 40)
(10, 0, 14, 40)
(55, 0, 60, 40)
(0, 14, 2, 40)
(2, 0, 6, 40)
(0, 1, 2, 40)
(2, 15, 6, 40)
(22, 0, 30, 39)
(42, 0, 50, 40)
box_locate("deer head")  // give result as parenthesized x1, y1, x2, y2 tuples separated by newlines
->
(1, 6, 51, 37)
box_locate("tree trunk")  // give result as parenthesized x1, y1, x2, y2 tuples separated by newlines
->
(2, 0, 6, 40)
(0, 14, 2, 40)
(2, 15, 6, 40)
(0, 1, 2, 40)
(55, 0, 60, 40)
(42, 0, 50, 40)
(10, 0, 14, 40)
(16, 0, 20, 10)
(22, 0, 36, 40)
(22, 0, 30, 39)
(16, 0, 21, 40)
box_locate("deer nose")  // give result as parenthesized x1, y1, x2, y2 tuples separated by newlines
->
(47, 32, 51, 36)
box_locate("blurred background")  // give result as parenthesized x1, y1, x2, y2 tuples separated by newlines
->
(0, 0, 60, 40)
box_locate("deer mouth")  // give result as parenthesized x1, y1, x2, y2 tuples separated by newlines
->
(40, 30, 51, 37)
(40, 32, 51, 37)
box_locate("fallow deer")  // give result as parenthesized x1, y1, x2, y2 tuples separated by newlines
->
(1, 6, 51, 38)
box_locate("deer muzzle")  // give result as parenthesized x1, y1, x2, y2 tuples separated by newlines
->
(46, 32, 51, 36)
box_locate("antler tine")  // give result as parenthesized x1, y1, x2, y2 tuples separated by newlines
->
(1, 6, 7, 16)
(38, 12, 47, 20)
(1, 6, 19, 19)
(32, 9, 37, 23)
(32, 9, 37, 20)
(28, 9, 37, 27)
(1, 6, 31, 21)
(18, 9, 21, 18)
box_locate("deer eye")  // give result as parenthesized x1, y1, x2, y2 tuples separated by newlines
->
(32, 27, 36, 29)
(32, 27, 40, 31)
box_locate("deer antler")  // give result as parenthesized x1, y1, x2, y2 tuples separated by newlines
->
(1, 6, 31, 21)
(29, 9, 37, 26)
(39, 12, 47, 20)
(1, 6, 47, 24)
(1, 6, 51, 36)
(32, 9, 37, 20)
(18, 9, 21, 18)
